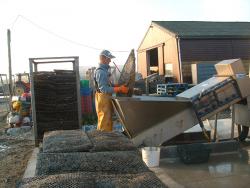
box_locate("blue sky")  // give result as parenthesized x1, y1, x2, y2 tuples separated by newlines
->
(0, 0, 250, 74)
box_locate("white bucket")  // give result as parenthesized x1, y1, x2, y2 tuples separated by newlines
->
(141, 147, 161, 168)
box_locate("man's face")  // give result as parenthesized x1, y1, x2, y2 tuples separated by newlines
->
(100, 55, 111, 64)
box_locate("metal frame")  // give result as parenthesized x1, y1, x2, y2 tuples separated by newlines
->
(191, 77, 242, 121)
(29, 56, 81, 146)
(191, 77, 243, 142)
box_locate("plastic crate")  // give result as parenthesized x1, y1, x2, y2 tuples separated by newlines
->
(80, 80, 89, 88)
(80, 87, 92, 96)
(81, 96, 93, 114)
(157, 83, 189, 97)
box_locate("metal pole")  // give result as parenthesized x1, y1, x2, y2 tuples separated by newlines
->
(177, 38, 183, 83)
(7, 29, 13, 98)
(213, 113, 218, 142)
(112, 61, 121, 73)
(74, 57, 82, 129)
(145, 78, 149, 96)
(231, 105, 235, 139)
(29, 59, 39, 146)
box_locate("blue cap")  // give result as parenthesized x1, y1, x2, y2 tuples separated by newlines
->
(100, 50, 115, 59)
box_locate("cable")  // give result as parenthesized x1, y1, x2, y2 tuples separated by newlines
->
(10, 14, 130, 53)
(10, 15, 21, 30)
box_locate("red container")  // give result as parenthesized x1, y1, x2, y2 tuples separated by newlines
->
(81, 95, 93, 114)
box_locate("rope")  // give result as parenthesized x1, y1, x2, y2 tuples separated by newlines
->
(10, 15, 130, 53)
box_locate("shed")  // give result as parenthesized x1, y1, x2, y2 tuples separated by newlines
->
(137, 21, 250, 83)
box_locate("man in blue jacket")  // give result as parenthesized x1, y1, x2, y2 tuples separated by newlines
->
(94, 50, 128, 131)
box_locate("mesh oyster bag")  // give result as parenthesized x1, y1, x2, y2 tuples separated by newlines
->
(87, 130, 136, 152)
(18, 172, 167, 188)
(43, 130, 93, 153)
(36, 151, 149, 176)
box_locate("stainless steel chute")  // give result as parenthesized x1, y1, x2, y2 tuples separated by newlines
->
(112, 96, 198, 146)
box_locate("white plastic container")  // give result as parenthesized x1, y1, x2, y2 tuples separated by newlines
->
(141, 147, 161, 168)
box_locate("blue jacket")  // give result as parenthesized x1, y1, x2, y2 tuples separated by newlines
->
(94, 63, 114, 93)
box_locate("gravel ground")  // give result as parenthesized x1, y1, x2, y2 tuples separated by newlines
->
(0, 121, 34, 188)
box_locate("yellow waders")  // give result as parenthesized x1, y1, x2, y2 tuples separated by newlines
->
(95, 92, 113, 131)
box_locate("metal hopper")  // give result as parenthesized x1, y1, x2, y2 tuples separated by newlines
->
(112, 96, 198, 146)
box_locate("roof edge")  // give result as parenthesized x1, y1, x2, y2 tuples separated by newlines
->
(152, 21, 178, 38)
(137, 23, 152, 51)
(179, 35, 250, 39)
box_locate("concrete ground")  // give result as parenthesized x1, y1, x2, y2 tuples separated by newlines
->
(151, 118, 250, 188)
(152, 146, 250, 188)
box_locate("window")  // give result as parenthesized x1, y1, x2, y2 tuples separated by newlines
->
(165, 64, 173, 76)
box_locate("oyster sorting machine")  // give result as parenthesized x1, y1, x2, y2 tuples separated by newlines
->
(112, 76, 249, 146)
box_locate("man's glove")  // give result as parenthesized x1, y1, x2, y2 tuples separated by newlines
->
(114, 85, 129, 94)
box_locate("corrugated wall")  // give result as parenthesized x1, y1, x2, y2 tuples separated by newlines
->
(180, 39, 233, 62)
(180, 39, 250, 83)
(232, 39, 250, 59)
(180, 39, 250, 62)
